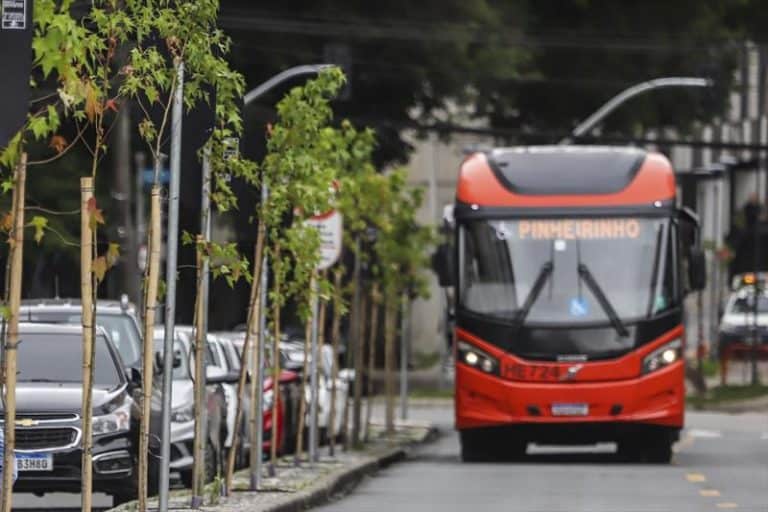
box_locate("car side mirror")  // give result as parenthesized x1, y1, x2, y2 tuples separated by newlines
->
(154, 350, 182, 374)
(205, 366, 228, 384)
(431, 242, 455, 287)
(689, 247, 707, 291)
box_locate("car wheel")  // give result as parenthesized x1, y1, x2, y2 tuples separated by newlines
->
(460, 429, 492, 463)
(112, 492, 135, 507)
(644, 434, 673, 464)
(205, 440, 218, 483)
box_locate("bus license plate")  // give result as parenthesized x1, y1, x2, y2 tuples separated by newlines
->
(551, 403, 589, 416)
(16, 453, 53, 471)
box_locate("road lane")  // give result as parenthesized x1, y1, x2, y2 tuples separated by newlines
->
(318, 407, 768, 512)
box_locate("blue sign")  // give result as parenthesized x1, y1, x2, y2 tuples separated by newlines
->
(143, 168, 170, 186)
(569, 297, 589, 317)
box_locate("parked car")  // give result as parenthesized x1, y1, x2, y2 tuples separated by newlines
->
(20, 297, 143, 372)
(8, 323, 141, 506)
(153, 326, 228, 487)
(279, 341, 349, 443)
(226, 333, 300, 455)
(19, 297, 161, 493)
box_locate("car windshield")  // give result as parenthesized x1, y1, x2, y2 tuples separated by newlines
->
(460, 217, 677, 325)
(730, 294, 768, 314)
(25, 311, 141, 368)
(17, 333, 121, 388)
(153, 339, 190, 380)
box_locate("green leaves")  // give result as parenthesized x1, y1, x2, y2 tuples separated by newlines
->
(29, 216, 49, 244)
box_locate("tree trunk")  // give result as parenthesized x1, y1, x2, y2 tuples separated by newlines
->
(1, 154, 25, 512)
(269, 244, 282, 473)
(80, 176, 95, 512)
(225, 229, 264, 491)
(293, 308, 312, 465)
(192, 236, 207, 501)
(364, 286, 379, 442)
(327, 268, 343, 456)
(352, 299, 367, 447)
(384, 292, 397, 437)
(138, 186, 162, 511)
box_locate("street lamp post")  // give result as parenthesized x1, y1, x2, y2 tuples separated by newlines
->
(560, 77, 713, 145)
(242, 64, 332, 488)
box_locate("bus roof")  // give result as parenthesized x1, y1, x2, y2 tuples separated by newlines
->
(456, 145, 676, 210)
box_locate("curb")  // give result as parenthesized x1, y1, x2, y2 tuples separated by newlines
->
(261, 427, 439, 512)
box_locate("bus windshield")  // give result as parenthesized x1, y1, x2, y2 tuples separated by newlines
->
(460, 217, 677, 326)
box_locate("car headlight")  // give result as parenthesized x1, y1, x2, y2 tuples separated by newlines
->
(642, 339, 682, 375)
(262, 389, 274, 413)
(93, 402, 131, 435)
(171, 403, 194, 423)
(457, 341, 499, 375)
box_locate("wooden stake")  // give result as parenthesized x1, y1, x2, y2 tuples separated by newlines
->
(327, 268, 343, 456)
(192, 235, 206, 502)
(364, 286, 379, 442)
(247, 224, 266, 489)
(225, 228, 264, 490)
(352, 287, 366, 446)
(384, 293, 397, 437)
(1, 154, 26, 512)
(293, 310, 311, 465)
(138, 186, 162, 510)
(269, 243, 282, 473)
(80, 176, 95, 512)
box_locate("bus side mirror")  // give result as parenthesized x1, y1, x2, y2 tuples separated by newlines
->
(431, 243, 455, 287)
(689, 248, 707, 291)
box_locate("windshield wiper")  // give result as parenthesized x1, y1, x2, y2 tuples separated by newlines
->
(577, 263, 629, 337)
(512, 261, 554, 332)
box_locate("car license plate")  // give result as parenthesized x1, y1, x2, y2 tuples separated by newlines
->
(16, 453, 53, 472)
(551, 403, 589, 416)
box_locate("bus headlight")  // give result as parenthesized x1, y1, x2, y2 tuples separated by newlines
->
(642, 339, 682, 375)
(457, 341, 499, 375)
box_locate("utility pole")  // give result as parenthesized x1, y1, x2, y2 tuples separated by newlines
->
(158, 60, 184, 512)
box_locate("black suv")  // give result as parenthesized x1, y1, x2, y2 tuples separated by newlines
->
(6, 323, 140, 505)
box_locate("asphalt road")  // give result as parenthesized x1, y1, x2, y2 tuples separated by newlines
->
(318, 405, 768, 512)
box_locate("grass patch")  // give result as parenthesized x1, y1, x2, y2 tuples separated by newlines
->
(411, 351, 442, 369)
(409, 387, 454, 399)
(688, 384, 768, 408)
(700, 358, 719, 378)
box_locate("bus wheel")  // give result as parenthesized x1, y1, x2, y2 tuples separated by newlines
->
(644, 434, 673, 464)
(460, 430, 492, 462)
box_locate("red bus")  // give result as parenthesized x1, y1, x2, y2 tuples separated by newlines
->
(433, 146, 706, 463)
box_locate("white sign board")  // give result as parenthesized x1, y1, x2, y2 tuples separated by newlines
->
(306, 210, 343, 270)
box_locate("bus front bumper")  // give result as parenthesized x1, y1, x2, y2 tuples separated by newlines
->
(455, 360, 684, 434)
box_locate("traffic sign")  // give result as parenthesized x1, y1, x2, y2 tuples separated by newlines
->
(306, 210, 343, 270)
(0, 0, 33, 151)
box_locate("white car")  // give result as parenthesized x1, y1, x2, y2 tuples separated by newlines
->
(718, 287, 768, 353)
(281, 342, 350, 442)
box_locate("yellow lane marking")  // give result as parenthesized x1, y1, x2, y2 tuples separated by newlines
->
(716, 503, 739, 509)
(686, 473, 707, 482)
(700, 489, 722, 497)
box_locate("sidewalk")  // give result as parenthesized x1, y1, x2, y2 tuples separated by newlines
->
(110, 416, 437, 512)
